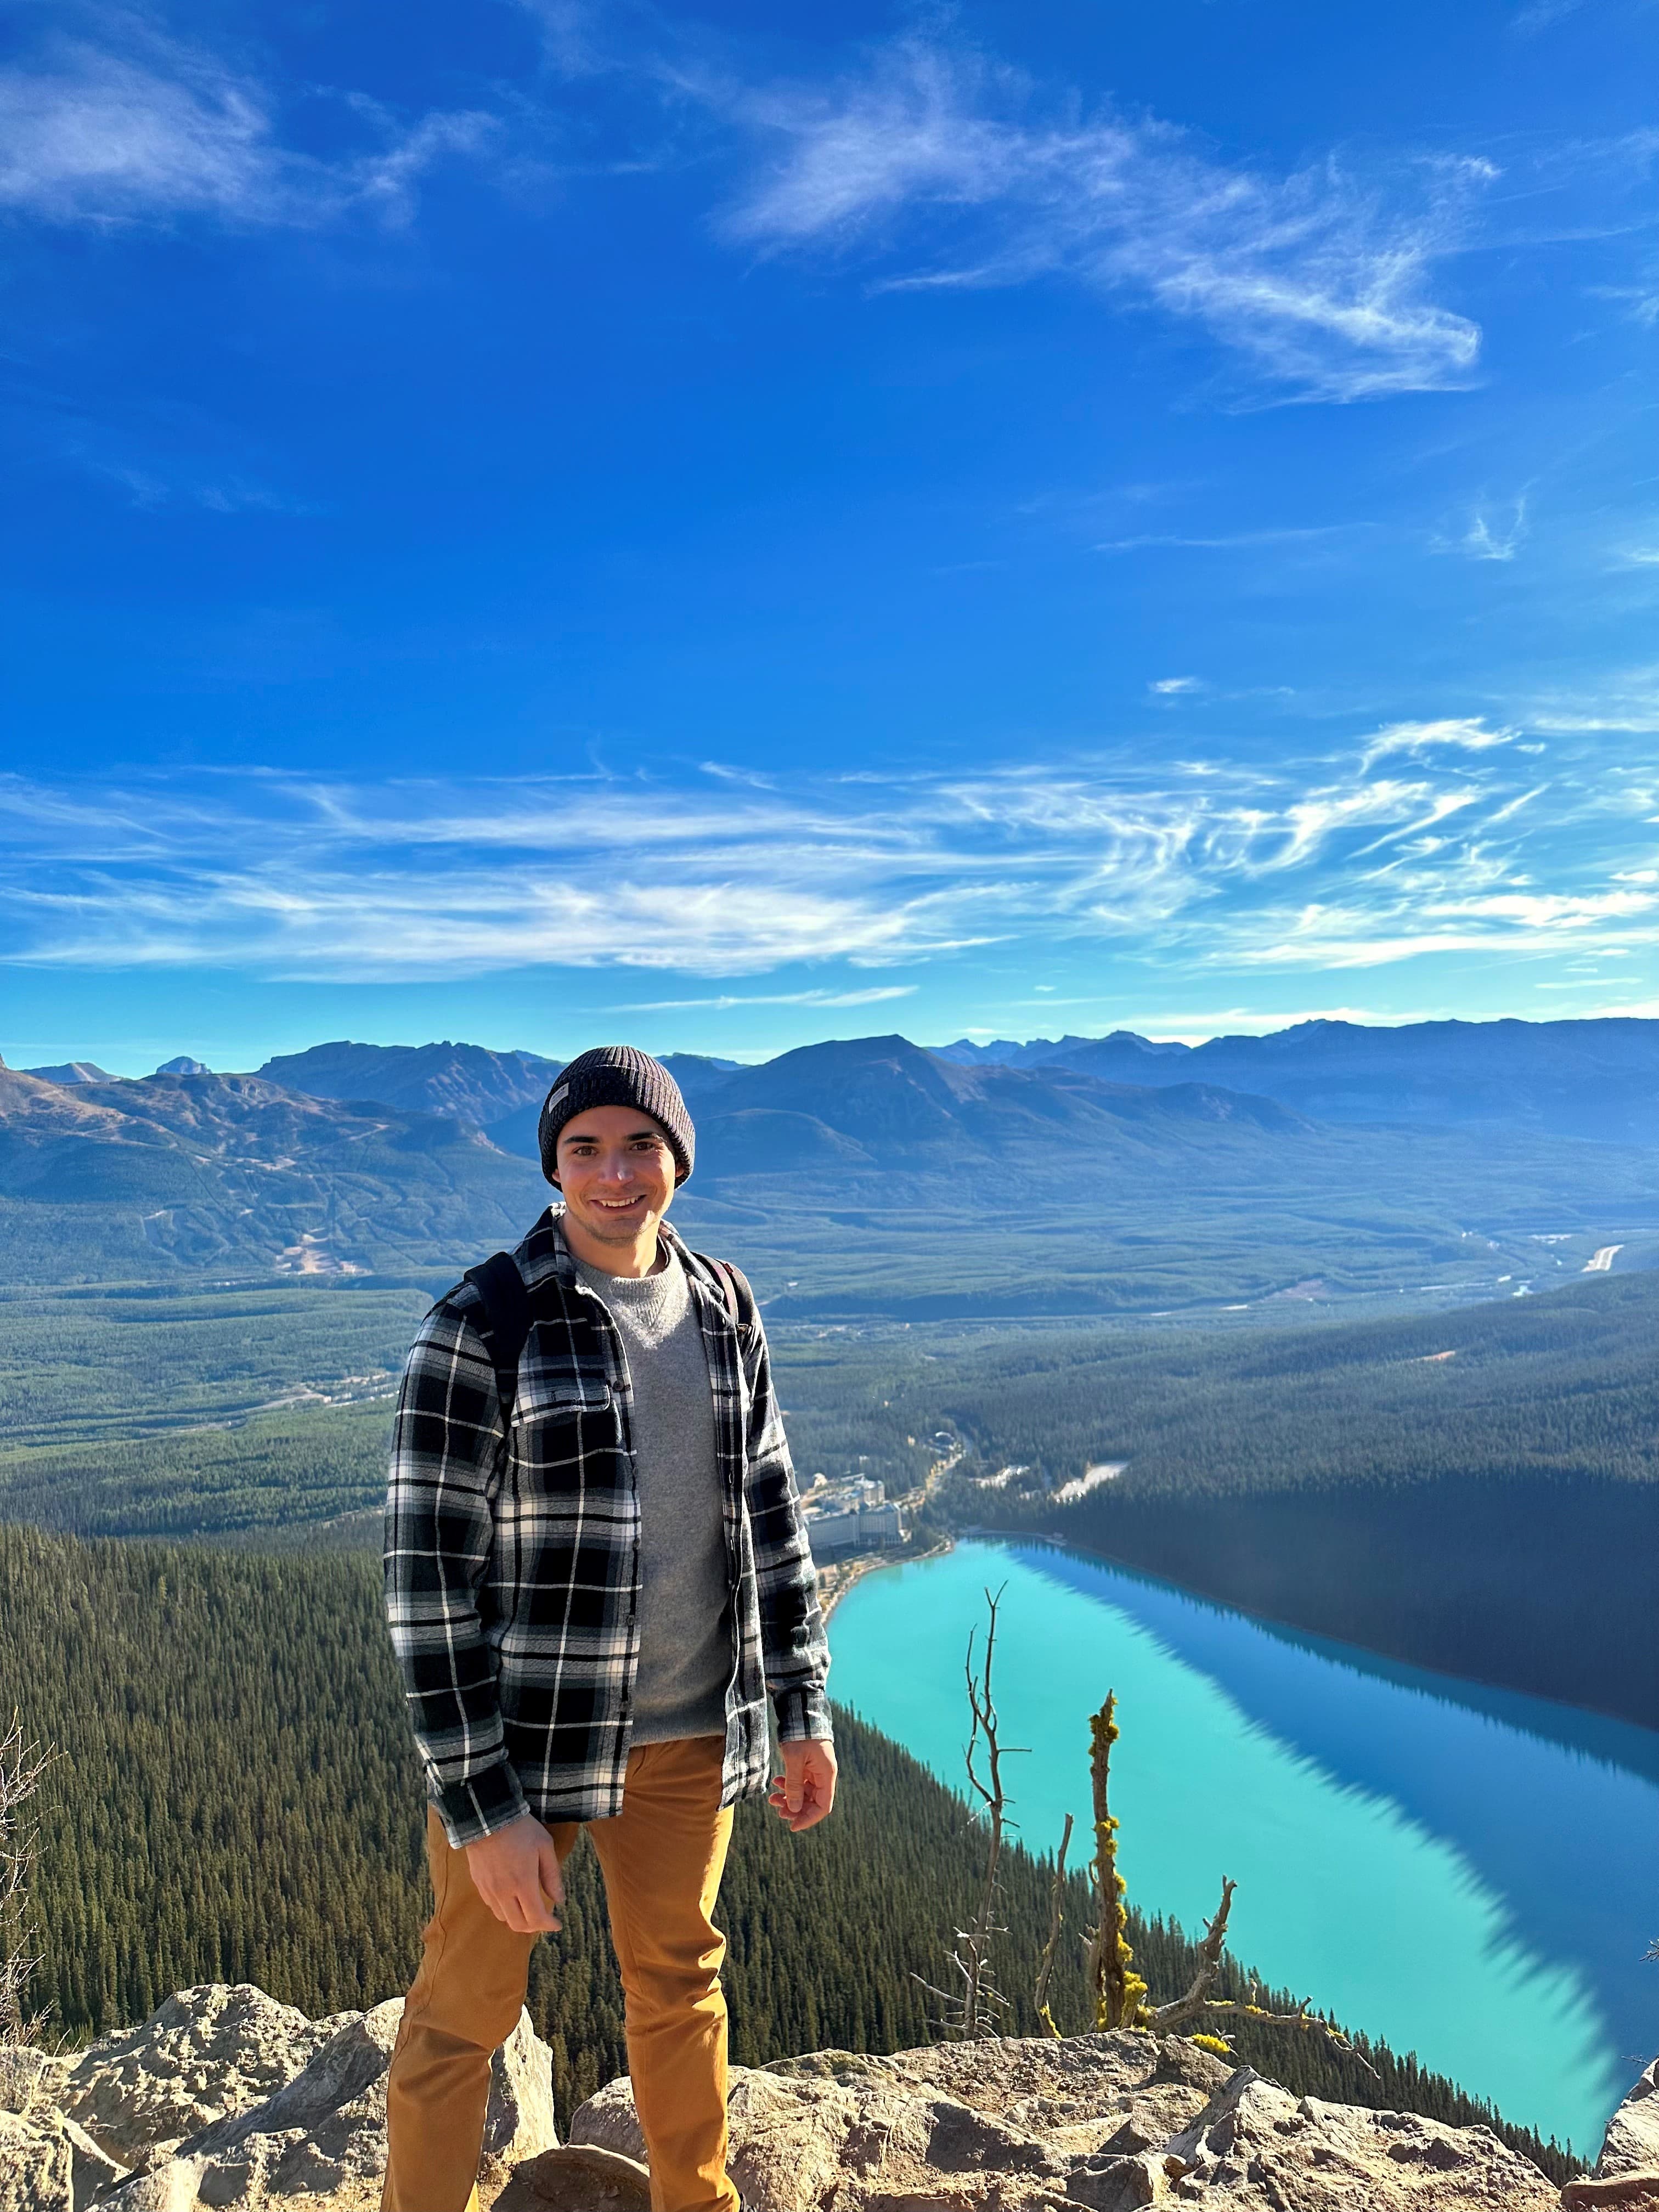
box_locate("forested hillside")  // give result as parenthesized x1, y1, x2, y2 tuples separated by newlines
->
(913, 1273, 1659, 1724)
(4, 1274, 1658, 1726)
(0, 1523, 1575, 2176)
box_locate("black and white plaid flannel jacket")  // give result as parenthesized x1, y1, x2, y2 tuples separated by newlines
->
(384, 1208, 833, 1847)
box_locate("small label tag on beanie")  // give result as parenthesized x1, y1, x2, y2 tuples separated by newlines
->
(548, 1084, 568, 1107)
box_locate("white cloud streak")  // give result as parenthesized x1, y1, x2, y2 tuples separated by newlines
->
(0, 713, 1650, 986)
(1451, 496, 1530, 563)
(718, 36, 1489, 402)
(617, 985, 917, 1011)
(0, 15, 498, 229)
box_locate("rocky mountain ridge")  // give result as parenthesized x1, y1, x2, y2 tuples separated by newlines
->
(934, 1017, 1659, 1147)
(6, 1031, 1659, 1310)
(3, 1980, 1655, 2210)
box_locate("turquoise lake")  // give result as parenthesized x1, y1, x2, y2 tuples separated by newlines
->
(827, 1538, 1659, 2157)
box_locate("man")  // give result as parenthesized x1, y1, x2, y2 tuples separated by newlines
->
(382, 1045, 836, 2212)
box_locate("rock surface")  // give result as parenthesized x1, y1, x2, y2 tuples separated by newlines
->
(55, 1985, 340, 2168)
(103, 2000, 556, 2208)
(0, 2106, 126, 2212)
(1562, 2058, 1659, 2206)
(566, 2032, 1562, 2211)
(12, 1983, 1646, 2210)
(0, 1984, 557, 2210)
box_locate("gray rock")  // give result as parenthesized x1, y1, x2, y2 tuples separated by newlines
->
(572, 2032, 1558, 2212)
(494, 2144, 652, 2211)
(26, 1983, 1568, 2212)
(1594, 2060, 1659, 2179)
(0, 2106, 125, 2212)
(1161, 2067, 1559, 2207)
(59, 1987, 337, 2166)
(0, 2050, 59, 2121)
(0, 2109, 72, 2212)
(103, 1999, 555, 2208)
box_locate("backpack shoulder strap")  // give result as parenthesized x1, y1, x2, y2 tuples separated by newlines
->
(462, 1250, 534, 1424)
(709, 1256, 754, 1334)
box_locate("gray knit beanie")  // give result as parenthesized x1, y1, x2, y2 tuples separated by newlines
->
(538, 1046, 695, 1187)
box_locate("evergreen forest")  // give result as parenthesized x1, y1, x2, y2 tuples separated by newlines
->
(0, 1521, 1578, 2181)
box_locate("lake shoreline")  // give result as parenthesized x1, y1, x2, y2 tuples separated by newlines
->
(819, 1533, 953, 1621)
(826, 1534, 1653, 2156)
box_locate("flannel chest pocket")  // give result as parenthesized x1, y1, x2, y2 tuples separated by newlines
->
(516, 1362, 613, 1420)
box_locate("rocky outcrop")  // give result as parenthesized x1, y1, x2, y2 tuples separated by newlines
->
(10, 1983, 1649, 2210)
(0, 1986, 556, 2210)
(1561, 2059, 1659, 2207)
(548, 2029, 1561, 2210)
(0, 2047, 126, 2212)
(0, 2107, 124, 2212)
(54, 1985, 340, 2169)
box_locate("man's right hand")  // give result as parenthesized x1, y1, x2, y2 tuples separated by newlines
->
(464, 1814, 565, 1934)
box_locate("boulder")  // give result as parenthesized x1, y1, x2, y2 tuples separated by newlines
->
(0, 2111, 70, 2212)
(101, 2000, 555, 2208)
(58, 1985, 338, 2166)
(0, 2105, 125, 2212)
(1562, 2060, 1659, 2207)
(494, 2144, 652, 2211)
(0, 2049, 60, 2121)
(1160, 2068, 1559, 2205)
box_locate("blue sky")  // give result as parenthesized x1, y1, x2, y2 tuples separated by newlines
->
(2, 0, 1656, 1073)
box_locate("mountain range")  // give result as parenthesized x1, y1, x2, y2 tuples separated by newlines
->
(4, 1017, 1659, 1311)
(935, 1017, 1659, 1145)
(0, 1063, 541, 1282)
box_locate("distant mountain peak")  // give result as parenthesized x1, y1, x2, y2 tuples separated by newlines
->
(22, 1060, 115, 1085)
(156, 1056, 210, 1076)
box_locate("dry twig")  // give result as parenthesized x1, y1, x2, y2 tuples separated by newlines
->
(1034, 1812, 1073, 2038)
(913, 1585, 1026, 2038)
(0, 1709, 54, 2053)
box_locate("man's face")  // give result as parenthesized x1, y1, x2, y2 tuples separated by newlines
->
(555, 1104, 678, 1252)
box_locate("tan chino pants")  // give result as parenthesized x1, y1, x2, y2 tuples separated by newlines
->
(382, 1735, 738, 2212)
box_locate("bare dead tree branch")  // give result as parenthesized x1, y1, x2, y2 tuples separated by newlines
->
(921, 1606, 1385, 2073)
(1143, 1876, 1378, 2074)
(0, 1710, 54, 2055)
(1149, 1876, 1238, 2034)
(1180, 1994, 1382, 2078)
(1034, 1811, 1074, 2038)
(915, 1584, 1026, 2039)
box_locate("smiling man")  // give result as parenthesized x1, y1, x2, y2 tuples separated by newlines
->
(381, 1045, 836, 2212)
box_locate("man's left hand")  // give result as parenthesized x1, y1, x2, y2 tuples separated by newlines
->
(769, 1737, 838, 1832)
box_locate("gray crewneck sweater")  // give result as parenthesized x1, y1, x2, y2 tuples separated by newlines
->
(571, 1243, 732, 1745)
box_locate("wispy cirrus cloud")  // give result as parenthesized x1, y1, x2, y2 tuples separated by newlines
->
(6, 4, 1633, 425)
(0, 10, 498, 230)
(1438, 495, 1531, 563)
(1098, 525, 1364, 553)
(1358, 717, 1515, 769)
(617, 985, 917, 1011)
(0, 712, 1651, 987)
(716, 35, 1490, 403)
